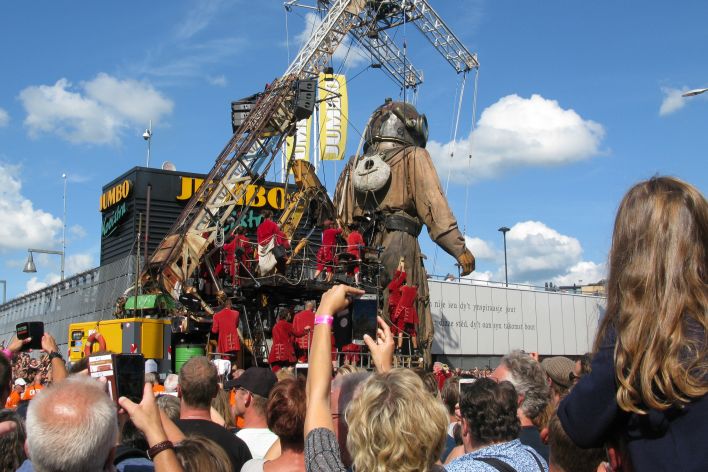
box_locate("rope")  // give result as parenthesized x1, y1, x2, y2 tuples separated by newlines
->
(463, 68, 480, 236)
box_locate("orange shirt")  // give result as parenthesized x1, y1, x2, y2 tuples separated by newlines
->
(152, 384, 165, 395)
(21, 384, 43, 401)
(5, 390, 21, 409)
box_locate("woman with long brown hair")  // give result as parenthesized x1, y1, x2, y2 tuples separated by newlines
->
(558, 176, 708, 471)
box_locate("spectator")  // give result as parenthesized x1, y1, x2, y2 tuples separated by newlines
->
(23, 375, 118, 471)
(242, 377, 307, 471)
(156, 395, 180, 423)
(547, 414, 606, 472)
(491, 350, 550, 462)
(175, 356, 252, 472)
(445, 378, 548, 472)
(540, 356, 575, 405)
(163, 373, 179, 395)
(0, 409, 26, 472)
(304, 284, 448, 472)
(233, 367, 279, 459)
(5, 378, 25, 409)
(558, 176, 708, 471)
(21, 372, 44, 401)
(0, 352, 11, 407)
(145, 372, 165, 396)
(414, 367, 440, 396)
(330, 371, 370, 467)
(440, 376, 460, 461)
(173, 436, 232, 472)
(211, 387, 236, 430)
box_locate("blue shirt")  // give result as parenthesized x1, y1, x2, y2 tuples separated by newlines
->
(445, 439, 548, 472)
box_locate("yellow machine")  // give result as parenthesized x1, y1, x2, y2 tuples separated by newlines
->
(68, 318, 171, 369)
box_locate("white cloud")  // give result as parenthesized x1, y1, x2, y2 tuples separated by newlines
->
(25, 275, 56, 293)
(174, 0, 227, 40)
(0, 108, 9, 127)
(19, 73, 173, 145)
(66, 252, 95, 274)
(207, 74, 228, 87)
(0, 164, 62, 250)
(552, 261, 606, 286)
(659, 86, 688, 116)
(296, 13, 368, 68)
(464, 235, 496, 260)
(69, 225, 87, 239)
(428, 94, 605, 182)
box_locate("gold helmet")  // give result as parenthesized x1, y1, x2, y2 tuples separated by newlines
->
(363, 98, 428, 152)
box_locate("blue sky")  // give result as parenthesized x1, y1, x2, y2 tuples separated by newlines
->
(0, 1, 706, 299)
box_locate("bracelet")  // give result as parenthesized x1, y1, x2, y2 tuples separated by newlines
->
(48, 351, 64, 362)
(1, 349, 12, 360)
(147, 440, 174, 460)
(314, 315, 334, 326)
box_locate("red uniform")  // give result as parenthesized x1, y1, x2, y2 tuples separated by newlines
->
(268, 319, 296, 370)
(316, 227, 342, 273)
(211, 308, 241, 355)
(393, 285, 418, 335)
(292, 309, 315, 361)
(387, 270, 406, 314)
(223, 234, 251, 284)
(257, 218, 290, 248)
(346, 230, 364, 274)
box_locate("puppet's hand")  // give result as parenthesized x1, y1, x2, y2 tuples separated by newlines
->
(457, 249, 475, 276)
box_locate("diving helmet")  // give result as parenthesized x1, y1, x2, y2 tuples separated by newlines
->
(363, 98, 429, 152)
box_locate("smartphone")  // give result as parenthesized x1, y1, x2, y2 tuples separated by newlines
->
(351, 294, 378, 344)
(295, 362, 309, 378)
(16, 322, 44, 351)
(89, 353, 144, 403)
(459, 378, 477, 396)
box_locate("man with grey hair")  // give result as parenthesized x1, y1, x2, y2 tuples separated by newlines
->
(24, 375, 118, 472)
(491, 350, 550, 462)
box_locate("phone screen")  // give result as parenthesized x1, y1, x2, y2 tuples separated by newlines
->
(16, 322, 44, 351)
(116, 354, 145, 404)
(351, 294, 378, 343)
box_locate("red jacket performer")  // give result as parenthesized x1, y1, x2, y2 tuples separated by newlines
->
(256, 209, 289, 275)
(393, 283, 419, 354)
(268, 309, 296, 372)
(292, 301, 315, 362)
(223, 226, 252, 286)
(346, 224, 365, 285)
(314, 220, 342, 283)
(211, 298, 241, 361)
(387, 258, 407, 315)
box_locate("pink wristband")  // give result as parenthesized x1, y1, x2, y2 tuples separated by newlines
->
(314, 315, 334, 326)
(1, 349, 12, 360)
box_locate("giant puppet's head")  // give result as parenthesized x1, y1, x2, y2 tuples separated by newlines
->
(363, 98, 428, 152)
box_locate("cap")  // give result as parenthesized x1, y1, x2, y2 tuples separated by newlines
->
(229, 367, 277, 398)
(145, 359, 159, 374)
(541, 356, 576, 389)
(14, 378, 27, 386)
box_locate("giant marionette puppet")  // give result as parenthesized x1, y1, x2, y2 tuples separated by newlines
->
(334, 99, 475, 354)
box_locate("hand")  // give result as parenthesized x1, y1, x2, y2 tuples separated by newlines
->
(317, 284, 365, 315)
(119, 383, 166, 444)
(527, 351, 540, 362)
(363, 317, 395, 373)
(41, 333, 59, 354)
(457, 248, 475, 276)
(7, 337, 31, 353)
(304, 326, 312, 332)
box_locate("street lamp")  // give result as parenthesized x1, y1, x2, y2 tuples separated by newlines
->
(682, 88, 708, 97)
(143, 120, 152, 167)
(498, 226, 510, 287)
(23, 248, 65, 281)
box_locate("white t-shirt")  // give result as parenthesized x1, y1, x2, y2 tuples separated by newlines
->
(236, 428, 278, 460)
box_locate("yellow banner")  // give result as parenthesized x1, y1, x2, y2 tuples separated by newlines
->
(285, 116, 312, 163)
(318, 73, 348, 161)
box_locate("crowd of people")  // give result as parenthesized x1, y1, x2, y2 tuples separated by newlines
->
(0, 174, 705, 472)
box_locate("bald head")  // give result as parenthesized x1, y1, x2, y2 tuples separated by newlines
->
(26, 376, 118, 472)
(305, 301, 315, 311)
